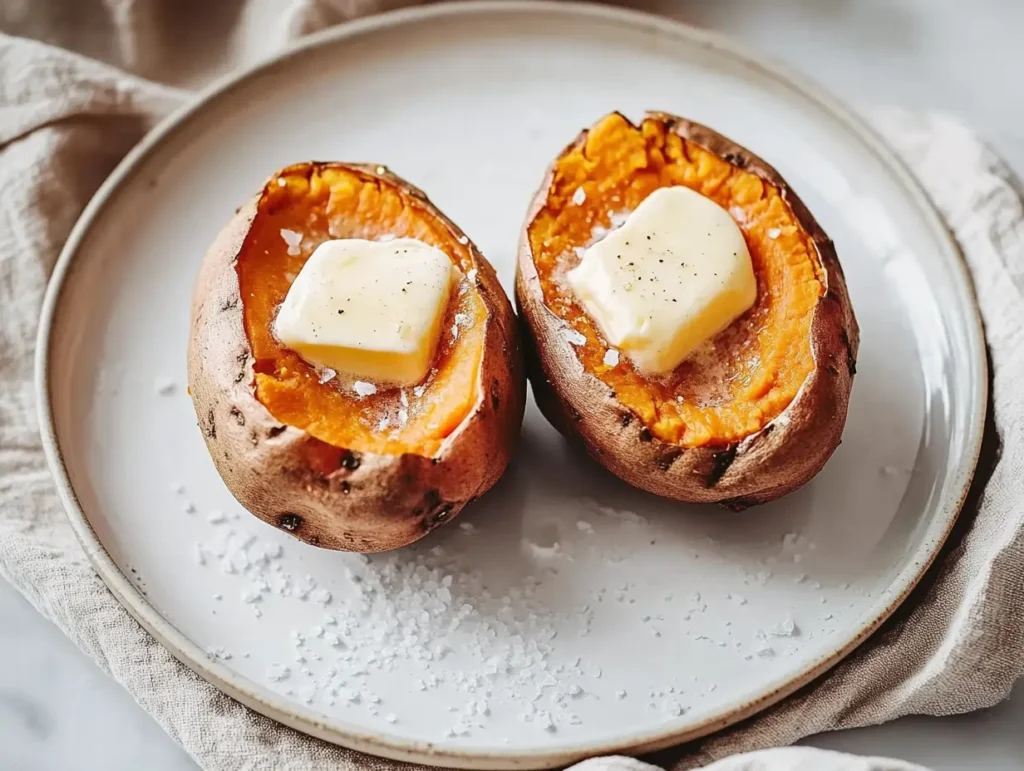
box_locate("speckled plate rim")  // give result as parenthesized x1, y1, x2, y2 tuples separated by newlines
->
(34, 2, 988, 768)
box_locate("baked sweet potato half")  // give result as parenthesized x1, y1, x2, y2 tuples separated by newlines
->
(189, 162, 525, 551)
(516, 112, 858, 506)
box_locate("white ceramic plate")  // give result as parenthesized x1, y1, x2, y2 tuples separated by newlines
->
(37, 2, 986, 768)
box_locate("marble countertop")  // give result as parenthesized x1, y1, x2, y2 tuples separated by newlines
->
(3, 0, 1022, 768)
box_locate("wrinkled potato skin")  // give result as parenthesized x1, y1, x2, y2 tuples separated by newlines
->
(516, 113, 859, 507)
(189, 164, 525, 552)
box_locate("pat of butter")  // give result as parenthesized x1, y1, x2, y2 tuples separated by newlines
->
(566, 186, 756, 374)
(274, 238, 459, 387)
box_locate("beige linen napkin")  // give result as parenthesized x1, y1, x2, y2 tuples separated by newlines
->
(1, 2, 1022, 770)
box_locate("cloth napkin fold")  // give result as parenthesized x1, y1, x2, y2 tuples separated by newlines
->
(2, 2, 1023, 770)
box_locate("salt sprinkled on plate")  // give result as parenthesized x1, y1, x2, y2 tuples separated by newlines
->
(664, 700, 684, 717)
(572, 187, 586, 205)
(755, 643, 775, 658)
(603, 349, 620, 367)
(353, 381, 377, 398)
(563, 328, 587, 346)
(280, 229, 303, 256)
(378, 234, 397, 242)
(319, 368, 337, 385)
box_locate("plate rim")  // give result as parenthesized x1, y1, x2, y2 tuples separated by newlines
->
(33, 1, 988, 768)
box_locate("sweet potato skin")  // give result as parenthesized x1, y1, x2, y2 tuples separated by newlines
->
(189, 163, 525, 551)
(516, 113, 859, 506)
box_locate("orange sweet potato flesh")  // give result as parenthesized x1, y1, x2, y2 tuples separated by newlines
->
(528, 114, 823, 448)
(237, 164, 485, 457)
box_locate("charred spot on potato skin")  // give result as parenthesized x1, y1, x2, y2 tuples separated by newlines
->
(220, 296, 239, 312)
(656, 450, 684, 471)
(707, 445, 739, 487)
(229, 406, 245, 426)
(722, 152, 747, 169)
(277, 513, 303, 531)
(639, 427, 653, 442)
(204, 409, 217, 440)
(424, 489, 442, 511)
(825, 363, 840, 377)
(249, 431, 259, 447)
(339, 451, 361, 471)
(267, 425, 287, 439)
(620, 413, 633, 427)
(235, 349, 249, 367)
(416, 489, 451, 521)
(424, 505, 454, 532)
(720, 496, 755, 512)
(569, 407, 583, 423)
(233, 371, 246, 384)
(491, 379, 501, 411)
(340, 481, 351, 495)
(841, 329, 857, 376)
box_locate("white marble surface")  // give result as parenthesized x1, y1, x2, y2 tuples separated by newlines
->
(3, 0, 1023, 768)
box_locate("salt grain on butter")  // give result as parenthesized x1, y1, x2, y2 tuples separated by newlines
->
(280, 229, 303, 256)
(353, 381, 377, 398)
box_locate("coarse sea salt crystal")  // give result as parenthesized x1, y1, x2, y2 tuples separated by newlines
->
(353, 381, 377, 398)
(563, 328, 587, 346)
(280, 228, 302, 256)
(770, 616, 799, 637)
(572, 187, 586, 205)
(467, 268, 478, 283)
(767, 228, 782, 239)
(319, 368, 337, 385)
(457, 235, 469, 245)
(602, 348, 620, 367)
